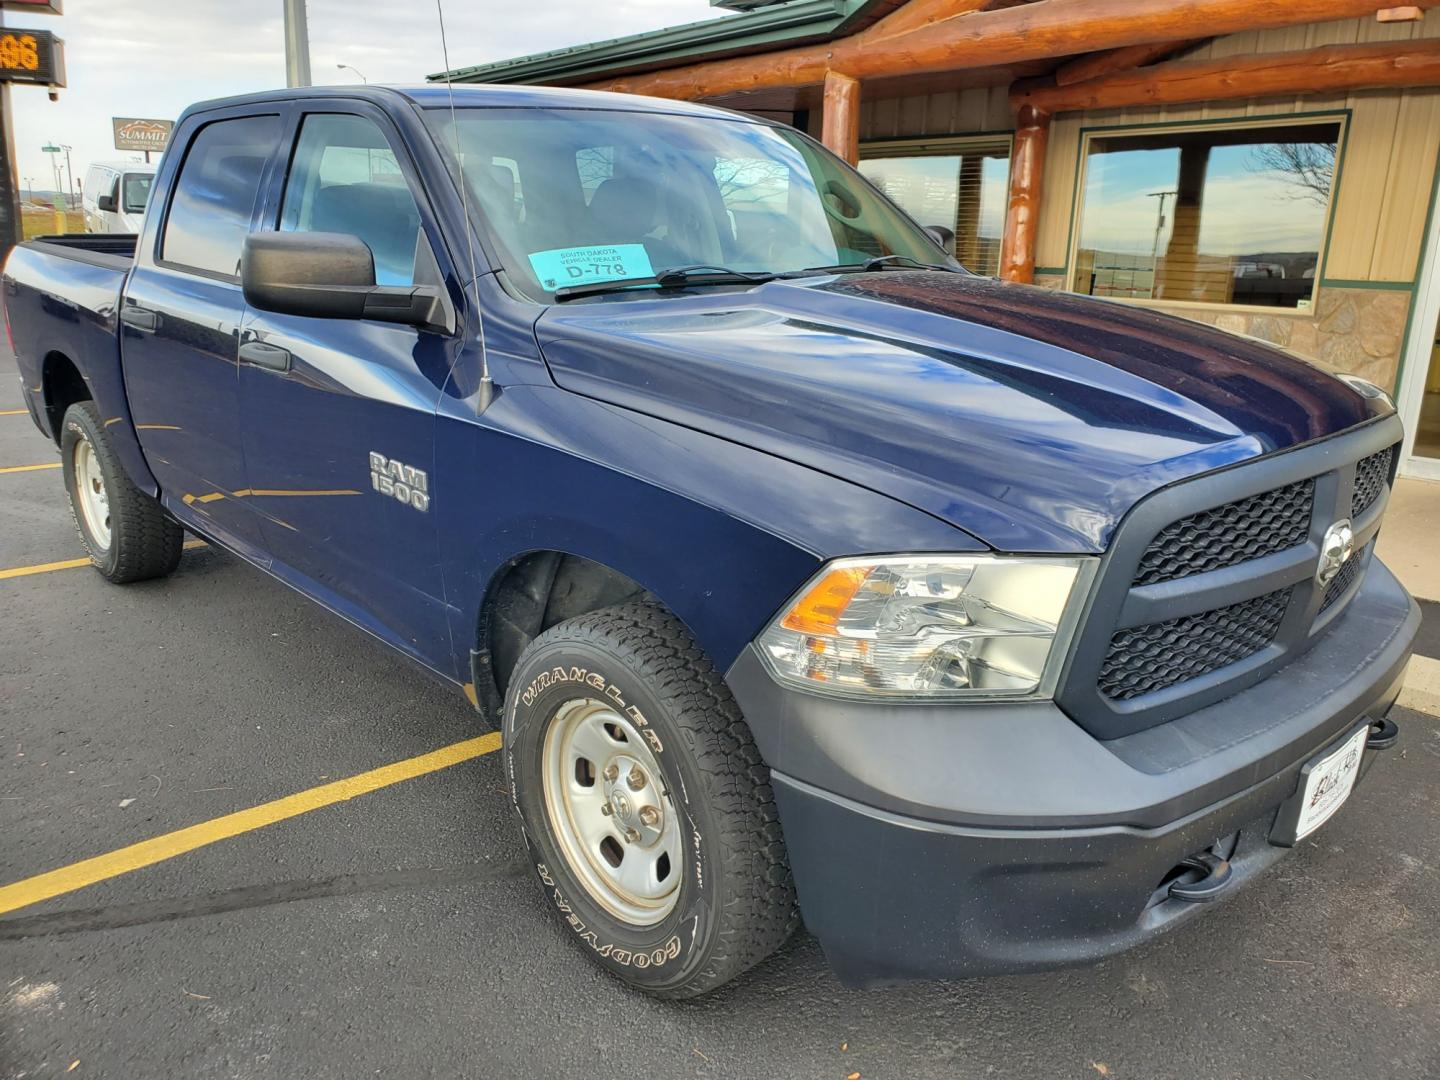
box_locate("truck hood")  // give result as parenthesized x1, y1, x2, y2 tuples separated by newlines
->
(535, 272, 1386, 552)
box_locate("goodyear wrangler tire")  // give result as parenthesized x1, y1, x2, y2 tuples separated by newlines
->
(504, 602, 797, 998)
(60, 401, 183, 584)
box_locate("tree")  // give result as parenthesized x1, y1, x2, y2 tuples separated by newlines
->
(1248, 141, 1336, 206)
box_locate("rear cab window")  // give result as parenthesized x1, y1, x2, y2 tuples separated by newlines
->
(160, 114, 281, 279)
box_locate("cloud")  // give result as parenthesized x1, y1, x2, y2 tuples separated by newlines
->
(7, 1, 718, 196)
(1079, 159, 1330, 257)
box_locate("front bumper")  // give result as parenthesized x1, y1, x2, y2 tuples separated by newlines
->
(725, 559, 1418, 986)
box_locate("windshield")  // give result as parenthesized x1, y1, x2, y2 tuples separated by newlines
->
(122, 173, 153, 214)
(424, 107, 951, 300)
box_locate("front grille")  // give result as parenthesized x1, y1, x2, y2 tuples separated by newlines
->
(1319, 544, 1367, 614)
(1060, 420, 1403, 738)
(1098, 588, 1290, 700)
(1132, 479, 1313, 587)
(1351, 446, 1394, 518)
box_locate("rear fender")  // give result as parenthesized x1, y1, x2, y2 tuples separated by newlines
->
(4, 246, 158, 495)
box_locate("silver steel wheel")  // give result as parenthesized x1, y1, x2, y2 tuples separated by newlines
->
(541, 698, 683, 926)
(72, 435, 112, 550)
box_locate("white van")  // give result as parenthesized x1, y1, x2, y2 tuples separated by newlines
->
(82, 161, 157, 234)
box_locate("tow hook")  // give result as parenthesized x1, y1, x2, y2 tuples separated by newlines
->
(1366, 716, 1400, 751)
(1168, 852, 1233, 904)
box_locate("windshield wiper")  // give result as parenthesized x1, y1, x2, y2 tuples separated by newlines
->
(552, 265, 776, 303)
(861, 254, 964, 273)
(780, 255, 965, 278)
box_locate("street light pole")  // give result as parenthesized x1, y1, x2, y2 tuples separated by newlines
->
(336, 63, 367, 83)
(61, 143, 74, 210)
(283, 0, 312, 88)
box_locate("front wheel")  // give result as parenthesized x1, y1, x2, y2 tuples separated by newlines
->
(60, 400, 183, 583)
(504, 602, 797, 998)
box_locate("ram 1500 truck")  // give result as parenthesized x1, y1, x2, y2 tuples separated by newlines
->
(4, 85, 1419, 998)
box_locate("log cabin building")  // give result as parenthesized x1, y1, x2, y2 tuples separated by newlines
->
(436, 0, 1440, 479)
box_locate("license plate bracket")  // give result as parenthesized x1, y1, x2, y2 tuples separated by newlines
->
(1270, 722, 1370, 847)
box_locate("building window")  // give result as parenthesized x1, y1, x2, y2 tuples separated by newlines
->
(858, 137, 1012, 276)
(1071, 118, 1343, 310)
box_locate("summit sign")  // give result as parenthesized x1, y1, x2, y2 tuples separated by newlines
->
(112, 117, 172, 154)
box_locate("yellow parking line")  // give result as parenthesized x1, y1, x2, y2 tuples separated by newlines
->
(0, 732, 502, 917)
(0, 462, 60, 474)
(0, 408, 26, 416)
(0, 539, 207, 581)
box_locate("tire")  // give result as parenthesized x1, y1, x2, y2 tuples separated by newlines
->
(60, 400, 184, 584)
(503, 602, 797, 998)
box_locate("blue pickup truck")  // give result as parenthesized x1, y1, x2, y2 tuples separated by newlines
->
(4, 84, 1419, 997)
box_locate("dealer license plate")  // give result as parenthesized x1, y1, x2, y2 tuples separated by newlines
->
(1294, 725, 1369, 841)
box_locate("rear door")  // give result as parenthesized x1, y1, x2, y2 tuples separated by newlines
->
(236, 102, 462, 665)
(122, 107, 285, 555)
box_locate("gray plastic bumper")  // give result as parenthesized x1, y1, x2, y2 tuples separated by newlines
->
(724, 559, 1418, 984)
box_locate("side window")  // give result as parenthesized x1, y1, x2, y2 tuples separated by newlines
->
(279, 113, 425, 287)
(123, 173, 153, 214)
(161, 115, 280, 278)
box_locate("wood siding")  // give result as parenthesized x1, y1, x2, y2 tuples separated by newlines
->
(1032, 14, 1440, 283)
(859, 15, 1440, 285)
(859, 84, 1013, 139)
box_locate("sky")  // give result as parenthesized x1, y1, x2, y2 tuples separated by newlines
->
(6, 0, 721, 197)
(1078, 142, 1332, 258)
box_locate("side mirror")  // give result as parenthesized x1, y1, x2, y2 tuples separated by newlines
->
(924, 225, 955, 251)
(97, 193, 117, 213)
(240, 231, 452, 332)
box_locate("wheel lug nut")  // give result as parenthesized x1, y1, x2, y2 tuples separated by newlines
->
(603, 763, 619, 782)
(623, 827, 641, 843)
(627, 767, 646, 791)
(600, 803, 613, 816)
(639, 806, 659, 827)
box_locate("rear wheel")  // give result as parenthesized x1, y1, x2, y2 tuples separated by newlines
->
(504, 602, 797, 998)
(60, 401, 183, 583)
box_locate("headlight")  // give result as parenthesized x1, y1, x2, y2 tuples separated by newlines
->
(756, 554, 1095, 701)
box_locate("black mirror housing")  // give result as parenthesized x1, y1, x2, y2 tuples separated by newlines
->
(241, 231, 451, 333)
(924, 225, 955, 251)
(96, 193, 117, 213)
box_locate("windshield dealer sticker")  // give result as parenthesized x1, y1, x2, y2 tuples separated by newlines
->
(528, 244, 654, 291)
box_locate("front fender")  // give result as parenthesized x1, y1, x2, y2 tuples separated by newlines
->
(434, 384, 979, 680)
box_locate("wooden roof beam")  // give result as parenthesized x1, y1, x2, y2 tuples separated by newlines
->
(588, 0, 1440, 100)
(1054, 38, 1206, 87)
(866, 0, 994, 42)
(1014, 38, 1440, 113)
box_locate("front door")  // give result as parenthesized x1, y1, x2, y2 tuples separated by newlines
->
(237, 105, 460, 667)
(122, 110, 284, 555)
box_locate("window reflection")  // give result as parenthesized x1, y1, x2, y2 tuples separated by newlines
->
(1073, 121, 1341, 309)
(859, 142, 1011, 276)
(161, 115, 280, 278)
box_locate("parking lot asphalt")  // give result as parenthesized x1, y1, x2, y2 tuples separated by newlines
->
(2, 345, 1439, 1080)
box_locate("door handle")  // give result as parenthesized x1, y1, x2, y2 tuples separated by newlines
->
(239, 340, 292, 373)
(120, 306, 158, 333)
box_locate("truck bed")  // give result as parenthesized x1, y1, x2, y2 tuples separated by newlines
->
(26, 233, 137, 271)
(2, 234, 151, 490)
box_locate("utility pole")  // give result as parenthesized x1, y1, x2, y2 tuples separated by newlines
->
(60, 141, 72, 208)
(0, 4, 65, 251)
(283, 0, 311, 88)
